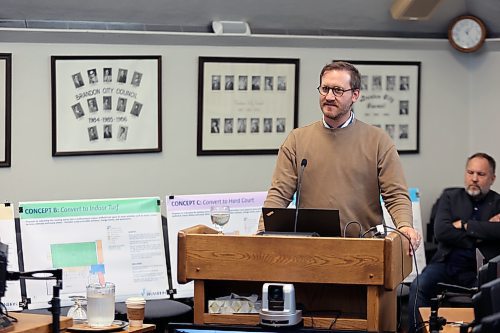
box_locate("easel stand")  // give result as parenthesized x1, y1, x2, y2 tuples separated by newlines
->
(178, 225, 412, 332)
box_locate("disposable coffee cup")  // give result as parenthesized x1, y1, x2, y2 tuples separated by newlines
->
(125, 297, 146, 327)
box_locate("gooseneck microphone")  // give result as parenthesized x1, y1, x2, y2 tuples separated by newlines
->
(293, 159, 308, 233)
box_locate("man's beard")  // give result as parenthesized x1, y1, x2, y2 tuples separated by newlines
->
(324, 102, 352, 121)
(466, 185, 482, 198)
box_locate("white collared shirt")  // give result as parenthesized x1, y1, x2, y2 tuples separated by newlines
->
(323, 111, 354, 129)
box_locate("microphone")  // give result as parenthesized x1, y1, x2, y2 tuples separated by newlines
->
(293, 159, 308, 233)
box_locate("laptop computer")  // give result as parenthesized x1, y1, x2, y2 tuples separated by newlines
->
(261, 207, 341, 237)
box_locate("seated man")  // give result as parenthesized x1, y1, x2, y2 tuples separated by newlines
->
(408, 152, 500, 332)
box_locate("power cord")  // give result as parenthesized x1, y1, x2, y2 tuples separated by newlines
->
(360, 225, 378, 238)
(384, 225, 420, 333)
(304, 310, 341, 331)
(343, 221, 362, 238)
(0, 301, 18, 325)
(362, 224, 420, 332)
(415, 320, 430, 332)
(394, 233, 406, 332)
(327, 310, 341, 330)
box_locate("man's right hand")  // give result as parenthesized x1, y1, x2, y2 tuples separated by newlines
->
(489, 213, 500, 222)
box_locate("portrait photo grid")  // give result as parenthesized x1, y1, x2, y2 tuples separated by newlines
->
(53, 57, 161, 155)
(199, 58, 298, 154)
(352, 62, 420, 153)
(0, 54, 10, 166)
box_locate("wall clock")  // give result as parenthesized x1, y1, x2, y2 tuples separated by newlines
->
(448, 15, 487, 53)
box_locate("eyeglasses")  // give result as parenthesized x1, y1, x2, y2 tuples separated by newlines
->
(317, 86, 356, 97)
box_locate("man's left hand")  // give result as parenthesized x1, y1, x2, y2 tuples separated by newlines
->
(399, 226, 421, 256)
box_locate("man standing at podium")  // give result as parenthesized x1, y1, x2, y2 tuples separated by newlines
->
(259, 60, 420, 250)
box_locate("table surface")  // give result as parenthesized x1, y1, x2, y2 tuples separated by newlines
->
(8, 313, 155, 333)
(419, 307, 474, 333)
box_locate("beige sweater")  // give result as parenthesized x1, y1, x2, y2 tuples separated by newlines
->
(259, 119, 413, 236)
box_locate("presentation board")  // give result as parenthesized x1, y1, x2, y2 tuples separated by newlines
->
(19, 197, 169, 309)
(0, 203, 22, 311)
(383, 187, 426, 282)
(166, 191, 267, 298)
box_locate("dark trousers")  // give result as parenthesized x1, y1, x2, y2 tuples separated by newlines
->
(408, 262, 477, 333)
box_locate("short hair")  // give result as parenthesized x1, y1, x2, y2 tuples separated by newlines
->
(319, 61, 361, 90)
(467, 152, 496, 174)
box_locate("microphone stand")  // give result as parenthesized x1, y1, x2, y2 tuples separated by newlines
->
(429, 294, 446, 333)
(293, 159, 307, 233)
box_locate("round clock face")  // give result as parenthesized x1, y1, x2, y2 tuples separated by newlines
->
(449, 16, 486, 52)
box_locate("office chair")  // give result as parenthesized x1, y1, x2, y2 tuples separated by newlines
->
(436, 254, 500, 309)
(437, 282, 476, 308)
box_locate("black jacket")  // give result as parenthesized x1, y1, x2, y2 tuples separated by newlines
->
(432, 187, 500, 263)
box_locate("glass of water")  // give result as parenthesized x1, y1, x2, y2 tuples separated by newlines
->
(210, 206, 230, 234)
(86, 282, 115, 327)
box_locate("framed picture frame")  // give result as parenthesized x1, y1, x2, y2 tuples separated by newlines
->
(197, 57, 299, 155)
(0, 53, 12, 167)
(51, 55, 162, 156)
(349, 61, 420, 154)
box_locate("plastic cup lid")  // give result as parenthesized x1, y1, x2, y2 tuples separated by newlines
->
(126, 297, 146, 305)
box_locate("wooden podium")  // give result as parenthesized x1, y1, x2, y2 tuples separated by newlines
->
(178, 225, 412, 332)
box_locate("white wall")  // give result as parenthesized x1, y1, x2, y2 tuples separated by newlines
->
(1, 31, 498, 239)
(468, 48, 500, 162)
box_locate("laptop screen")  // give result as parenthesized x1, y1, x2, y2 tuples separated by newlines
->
(261, 207, 341, 237)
